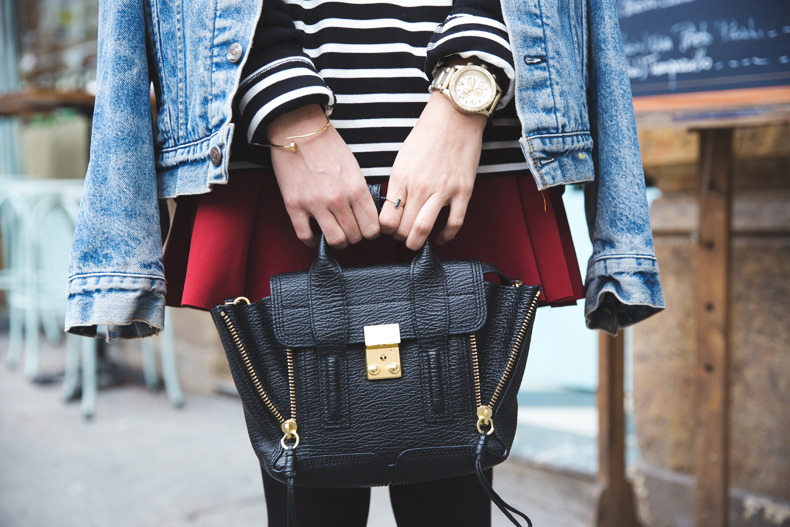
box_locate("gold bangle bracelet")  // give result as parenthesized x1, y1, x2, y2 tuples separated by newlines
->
(267, 115, 331, 153)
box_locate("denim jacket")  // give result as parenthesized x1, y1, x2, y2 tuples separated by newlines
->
(66, 0, 665, 340)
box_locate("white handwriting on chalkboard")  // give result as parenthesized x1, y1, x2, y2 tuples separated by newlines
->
(621, 16, 782, 89)
(671, 21, 713, 52)
(617, 0, 697, 19)
(627, 48, 713, 88)
(714, 18, 765, 42)
(622, 31, 674, 56)
(619, 5, 789, 94)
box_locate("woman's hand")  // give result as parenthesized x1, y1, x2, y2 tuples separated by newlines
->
(380, 91, 486, 251)
(269, 104, 380, 249)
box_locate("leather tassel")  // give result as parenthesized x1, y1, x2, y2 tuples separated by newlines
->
(474, 433, 533, 527)
(285, 446, 299, 527)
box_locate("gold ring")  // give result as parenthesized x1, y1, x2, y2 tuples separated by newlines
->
(383, 197, 404, 209)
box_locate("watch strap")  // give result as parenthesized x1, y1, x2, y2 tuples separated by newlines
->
(429, 66, 456, 92)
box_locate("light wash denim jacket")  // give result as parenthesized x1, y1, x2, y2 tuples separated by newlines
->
(66, 0, 665, 340)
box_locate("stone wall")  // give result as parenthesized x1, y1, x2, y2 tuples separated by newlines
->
(632, 124, 790, 526)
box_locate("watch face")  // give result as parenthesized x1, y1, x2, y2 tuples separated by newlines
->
(451, 67, 494, 112)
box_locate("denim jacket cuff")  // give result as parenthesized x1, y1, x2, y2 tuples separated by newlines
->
(584, 255, 666, 335)
(65, 273, 166, 341)
(520, 132, 595, 191)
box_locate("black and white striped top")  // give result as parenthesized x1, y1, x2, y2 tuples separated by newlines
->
(229, 0, 528, 177)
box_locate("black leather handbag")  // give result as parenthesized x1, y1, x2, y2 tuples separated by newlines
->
(211, 225, 541, 526)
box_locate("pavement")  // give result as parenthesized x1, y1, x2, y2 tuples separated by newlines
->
(513, 390, 640, 476)
(0, 335, 596, 527)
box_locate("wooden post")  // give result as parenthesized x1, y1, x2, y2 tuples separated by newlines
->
(595, 330, 641, 527)
(694, 128, 732, 527)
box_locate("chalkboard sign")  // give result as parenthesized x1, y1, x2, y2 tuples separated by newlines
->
(617, 0, 790, 96)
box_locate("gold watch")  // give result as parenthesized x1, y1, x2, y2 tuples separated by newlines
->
(429, 63, 502, 118)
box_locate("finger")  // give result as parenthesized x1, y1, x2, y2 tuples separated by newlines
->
(313, 210, 348, 249)
(329, 198, 364, 246)
(405, 194, 445, 251)
(289, 210, 319, 247)
(379, 181, 406, 236)
(394, 186, 429, 242)
(435, 195, 469, 245)
(349, 185, 381, 240)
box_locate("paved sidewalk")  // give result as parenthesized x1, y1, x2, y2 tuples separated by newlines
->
(0, 337, 594, 527)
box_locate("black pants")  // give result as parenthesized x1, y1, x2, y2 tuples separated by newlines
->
(261, 467, 493, 527)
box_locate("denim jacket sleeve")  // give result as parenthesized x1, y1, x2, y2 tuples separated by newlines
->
(65, 0, 166, 340)
(582, 0, 665, 334)
(501, 0, 665, 334)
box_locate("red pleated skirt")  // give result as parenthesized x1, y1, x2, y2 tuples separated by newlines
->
(163, 171, 584, 310)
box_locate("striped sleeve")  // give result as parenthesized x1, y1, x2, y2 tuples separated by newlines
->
(425, 4, 516, 110)
(235, 0, 334, 146)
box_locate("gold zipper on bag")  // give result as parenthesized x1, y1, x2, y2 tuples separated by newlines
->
(221, 299, 299, 449)
(287, 348, 297, 422)
(471, 288, 540, 435)
(469, 333, 482, 410)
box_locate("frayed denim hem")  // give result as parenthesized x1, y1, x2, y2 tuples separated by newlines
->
(66, 273, 166, 341)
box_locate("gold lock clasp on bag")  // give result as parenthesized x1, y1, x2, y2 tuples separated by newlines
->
(363, 323, 402, 380)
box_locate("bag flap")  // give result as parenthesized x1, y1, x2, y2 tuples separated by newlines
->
(270, 260, 487, 348)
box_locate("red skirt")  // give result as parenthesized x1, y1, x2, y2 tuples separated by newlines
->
(163, 171, 584, 309)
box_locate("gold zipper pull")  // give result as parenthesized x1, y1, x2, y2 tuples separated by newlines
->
(476, 405, 495, 435)
(280, 419, 300, 449)
(281, 419, 298, 438)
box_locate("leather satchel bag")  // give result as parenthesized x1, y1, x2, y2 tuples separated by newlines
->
(211, 232, 541, 527)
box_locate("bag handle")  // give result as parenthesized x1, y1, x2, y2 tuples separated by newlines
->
(309, 235, 449, 342)
(309, 235, 449, 338)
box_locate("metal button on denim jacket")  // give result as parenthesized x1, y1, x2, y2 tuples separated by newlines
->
(66, 0, 665, 340)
